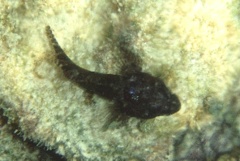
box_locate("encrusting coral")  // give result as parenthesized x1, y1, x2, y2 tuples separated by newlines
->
(0, 0, 240, 160)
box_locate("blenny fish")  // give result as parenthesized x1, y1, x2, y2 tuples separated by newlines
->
(46, 26, 180, 119)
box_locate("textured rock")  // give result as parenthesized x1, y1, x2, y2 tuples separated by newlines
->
(0, 102, 65, 161)
(0, 0, 240, 160)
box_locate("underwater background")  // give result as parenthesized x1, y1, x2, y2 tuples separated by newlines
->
(0, 0, 240, 160)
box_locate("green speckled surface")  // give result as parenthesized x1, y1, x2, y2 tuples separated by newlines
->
(0, 0, 240, 160)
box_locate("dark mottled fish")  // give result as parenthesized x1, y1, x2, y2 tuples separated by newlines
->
(46, 26, 180, 119)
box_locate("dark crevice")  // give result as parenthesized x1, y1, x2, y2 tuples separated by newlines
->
(0, 106, 67, 161)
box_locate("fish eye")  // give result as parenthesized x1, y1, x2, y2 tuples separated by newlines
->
(128, 86, 139, 101)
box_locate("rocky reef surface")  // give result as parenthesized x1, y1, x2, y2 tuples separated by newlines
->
(0, 0, 240, 160)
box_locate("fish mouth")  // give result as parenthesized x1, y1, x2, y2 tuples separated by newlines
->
(168, 94, 181, 114)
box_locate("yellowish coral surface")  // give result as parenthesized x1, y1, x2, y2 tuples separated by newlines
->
(0, 0, 240, 160)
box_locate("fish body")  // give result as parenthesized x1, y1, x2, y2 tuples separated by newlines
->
(46, 26, 180, 119)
